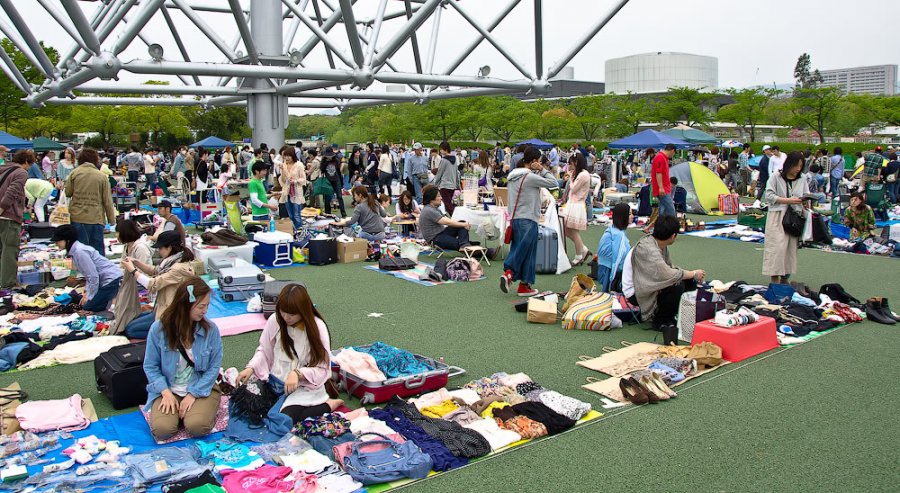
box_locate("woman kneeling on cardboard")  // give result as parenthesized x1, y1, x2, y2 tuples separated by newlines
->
(143, 277, 223, 440)
(238, 283, 344, 424)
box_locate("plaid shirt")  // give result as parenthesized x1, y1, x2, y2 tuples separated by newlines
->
(863, 153, 883, 177)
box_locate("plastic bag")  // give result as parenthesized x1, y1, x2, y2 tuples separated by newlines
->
(246, 294, 262, 313)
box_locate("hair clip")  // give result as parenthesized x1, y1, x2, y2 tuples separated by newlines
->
(187, 285, 196, 303)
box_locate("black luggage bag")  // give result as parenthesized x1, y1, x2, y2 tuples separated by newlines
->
(307, 238, 337, 265)
(94, 342, 148, 409)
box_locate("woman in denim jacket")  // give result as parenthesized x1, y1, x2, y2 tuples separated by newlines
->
(143, 277, 223, 440)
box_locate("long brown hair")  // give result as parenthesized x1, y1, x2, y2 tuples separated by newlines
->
(274, 284, 328, 367)
(159, 277, 211, 350)
(352, 185, 378, 213)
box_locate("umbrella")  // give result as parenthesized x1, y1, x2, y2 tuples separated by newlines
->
(720, 139, 743, 148)
(31, 137, 66, 152)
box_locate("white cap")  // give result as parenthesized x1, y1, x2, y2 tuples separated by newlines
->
(762, 145, 771, 151)
(413, 142, 423, 150)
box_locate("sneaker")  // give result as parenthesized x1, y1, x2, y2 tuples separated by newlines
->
(517, 283, 539, 297)
(499, 270, 512, 293)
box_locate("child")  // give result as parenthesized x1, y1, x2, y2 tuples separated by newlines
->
(671, 177, 687, 214)
(378, 193, 395, 228)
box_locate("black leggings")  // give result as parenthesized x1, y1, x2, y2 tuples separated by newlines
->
(654, 279, 698, 327)
(282, 403, 331, 424)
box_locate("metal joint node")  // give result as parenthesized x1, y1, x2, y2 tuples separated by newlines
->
(87, 51, 122, 80)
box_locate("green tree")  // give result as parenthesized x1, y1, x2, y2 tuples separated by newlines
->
(184, 106, 250, 141)
(603, 92, 653, 137)
(789, 86, 843, 143)
(652, 86, 715, 127)
(456, 97, 489, 142)
(716, 87, 779, 141)
(793, 53, 822, 91)
(286, 114, 340, 140)
(0, 39, 59, 131)
(526, 101, 576, 141)
(417, 100, 463, 142)
(846, 94, 900, 126)
(828, 99, 877, 136)
(567, 95, 606, 140)
(483, 96, 529, 142)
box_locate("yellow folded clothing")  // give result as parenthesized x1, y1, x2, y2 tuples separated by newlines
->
(421, 400, 459, 419)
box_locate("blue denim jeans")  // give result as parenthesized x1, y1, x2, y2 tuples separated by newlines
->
(411, 177, 424, 204)
(285, 200, 303, 230)
(145, 172, 157, 193)
(125, 311, 154, 339)
(657, 193, 676, 217)
(503, 219, 539, 286)
(83, 277, 122, 312)
(71, 222, 106, 256)
(359, 230, 385, 242)
(830, 176, 841, 197)
(886, 181, 899, 203)
(432, 226, 470, 251)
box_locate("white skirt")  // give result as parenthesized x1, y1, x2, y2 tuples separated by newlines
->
(561, 201, 588, 231)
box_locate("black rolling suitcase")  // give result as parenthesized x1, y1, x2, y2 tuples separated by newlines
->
(94, 342, 148, 409)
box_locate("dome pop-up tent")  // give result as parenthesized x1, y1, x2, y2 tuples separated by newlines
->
(669, 161, 730, 214)
(516, 138, 555, 150)
(0, 131, 32, 150)
(190, 136, 233, 149)
(608, 129, 691, 150)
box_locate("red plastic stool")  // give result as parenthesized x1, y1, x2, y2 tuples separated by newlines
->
(691, 316, 778, 362)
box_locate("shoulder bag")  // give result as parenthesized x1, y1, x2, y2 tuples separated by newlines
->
(781, 180, 805, 237)
(343, 433, 433, 485)
(504, 178, 525, 244)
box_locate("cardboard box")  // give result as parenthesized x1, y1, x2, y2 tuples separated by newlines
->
(190, 260, 206, 275)
(337, 239, 368, 263)
(527, 298, 558, 324)
(275, 218, 294, 235)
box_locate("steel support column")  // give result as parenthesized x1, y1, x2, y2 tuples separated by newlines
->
(249, 0, 286, 150)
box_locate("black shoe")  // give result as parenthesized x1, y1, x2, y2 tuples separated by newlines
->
(866, 298, 896, 325)
(468, 240, 481, 246)
(661, 324, 678, 345)
(486, 247, 500, 261)
(881, 297, 900, 322)
(821, 283, 861, 306)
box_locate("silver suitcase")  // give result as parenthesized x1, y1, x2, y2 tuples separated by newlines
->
(218, 265, 265, 302)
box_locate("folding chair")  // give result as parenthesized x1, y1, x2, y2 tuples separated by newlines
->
(426, 242, 446, 259)
(865, 183, 890, 221)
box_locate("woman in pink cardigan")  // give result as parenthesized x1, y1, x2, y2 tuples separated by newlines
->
(237, 284, 343, 423)
(561, 153, 592, 265)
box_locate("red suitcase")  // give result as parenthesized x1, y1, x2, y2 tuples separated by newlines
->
(330, 346, 465, 404)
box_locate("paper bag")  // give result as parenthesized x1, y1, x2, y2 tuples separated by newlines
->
(0, 383, 24, 435)
(561, 274, 596, 313)
(527, 298, 557, 324)
(48, 204, 70, 225)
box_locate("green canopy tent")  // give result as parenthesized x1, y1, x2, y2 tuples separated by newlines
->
(662, 125, 718, 145)
(30, 137, 66, 152)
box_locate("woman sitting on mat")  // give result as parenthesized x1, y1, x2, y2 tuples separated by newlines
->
(843, 192, 875, 240)
(120, 230, 195, 339)
(109, 219, 153, 335)
(237, 284, 343, 424)
(596, 203, 633, 292)
(396, 190, 420, 220)
(330, 186, 388, 242)
(144, 277, 222, 441)
(631, 215, 705, 345)
(51, 224, 123, 312)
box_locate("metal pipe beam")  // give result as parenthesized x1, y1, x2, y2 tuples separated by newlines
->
(37, 0, 93, 54)
(207, 96, 248, 105)
(441, 0, 521, 76)
(364, 0, 389, 67)
(356, 26, 419, 94)
(0, 43, 31, 94)
(60, 0, 104, 55)
(47, 97, 225, 106)
(447, 1, 534, 80)
(160, 7, 201, 85)
(371, 0, 442, 70)
(428, 87, 521, 100)
(163, 1, 249, 14)
(276, 79, 348, 95)
(171, 0, 238, 61)
(282, 0, 357, 68)
(296, 0, 352, 58)
(122, 60, 352, 80)
(296, 90, 423, 100)
(311, 0, 339, 77)
(534, 0, 543, 79)
(90, 0, 117, 29)
(228, 0, 260, 64)
(0, 0, 57, 77)
(283, 0, 309, 51)
(77, 0, 138, 64)
(423, 1, 441, 73)
(403, 0, 423, 77)
(545, 0, 630, 80)
(77, 83, 246, 96)
(0, 18, 52, 78)
(375, 72, 533, 90)
(338, 0, 365, 67)
(59, 0, 133, 71)
(112, 0, 166, 55)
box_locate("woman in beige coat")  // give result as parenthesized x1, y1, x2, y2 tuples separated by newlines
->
(763, 151, 810, 284)
(279, 150, 306, 230)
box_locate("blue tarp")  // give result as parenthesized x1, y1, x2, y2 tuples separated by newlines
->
(608, 129, 691, 150)
(516, 138, 555, 150)
(0, 130, 33, 150)
(190, 136, 234, 149)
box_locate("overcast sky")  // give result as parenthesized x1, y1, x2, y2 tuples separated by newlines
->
(5, 0, 899, 113)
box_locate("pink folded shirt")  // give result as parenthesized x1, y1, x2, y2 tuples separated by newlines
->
(332, 348, 386, 382)
(16, 394, 91, 432)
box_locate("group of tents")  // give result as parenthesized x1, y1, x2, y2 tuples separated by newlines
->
(0, 131, 238, 153)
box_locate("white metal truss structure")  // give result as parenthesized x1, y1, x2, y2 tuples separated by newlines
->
(0, 0, 630, 146)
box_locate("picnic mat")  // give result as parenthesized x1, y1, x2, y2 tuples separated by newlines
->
(364, 262, 486, 287)
(140, 396, 230, 444)
(778, 322, 849, 346)
(582, 362, 730, 403)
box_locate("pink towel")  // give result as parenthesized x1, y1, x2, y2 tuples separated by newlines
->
(16, 394, 91, 432)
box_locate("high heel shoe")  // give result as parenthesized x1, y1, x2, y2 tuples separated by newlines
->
(630, 377, 660, 404)
(618, 377, 648, 405)
(647, 373, 677, 399)
(639, 375, 670, 401)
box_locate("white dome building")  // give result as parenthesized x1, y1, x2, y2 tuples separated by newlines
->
(604, 52, 718, 94)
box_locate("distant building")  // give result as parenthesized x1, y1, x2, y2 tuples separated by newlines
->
(818, 65, 897, 95)
(514, 66, 605, 101)
(605, 52, 718, 94)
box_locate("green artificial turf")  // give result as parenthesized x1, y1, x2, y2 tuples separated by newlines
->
(2, 213, 898, 492)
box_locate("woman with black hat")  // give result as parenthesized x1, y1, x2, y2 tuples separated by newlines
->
(51, 224, 123, 312)
(119, 230, 196, 339)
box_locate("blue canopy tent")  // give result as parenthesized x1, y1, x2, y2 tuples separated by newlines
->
(0, 131, 33, 150)
(608, 129, 691, 150)
(190, 136, 233, 149)
(516, 138, 555, 150)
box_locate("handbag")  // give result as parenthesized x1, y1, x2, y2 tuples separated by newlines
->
(313, 177, 332, 196)
(504, 179, 525, 244)
(781, 181, 805, 237)
(378, 256, 416, 271)
(343, 433, 433, 485)
(764, 283, 796, 304)
(695, 286, 725, 323)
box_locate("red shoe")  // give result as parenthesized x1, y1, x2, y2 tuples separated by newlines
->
(517, 283, 539, 297)
(499, 270, 513, 293)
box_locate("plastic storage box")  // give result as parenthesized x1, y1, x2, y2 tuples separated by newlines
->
(194, 242, 258, 271)
(252, 231, 294, 267)
(691, 316, 778, 362)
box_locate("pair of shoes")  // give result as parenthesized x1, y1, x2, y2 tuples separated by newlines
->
(641, 373, 677, 399)
(618, 377, 658, 405)
(499, 270, 513, 294)
(517, 283, 538, 297)
(866, 297, 898, 325)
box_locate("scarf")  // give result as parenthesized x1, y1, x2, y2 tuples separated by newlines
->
(157, 251, 183, 275)
(631, 235, 683, 321)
